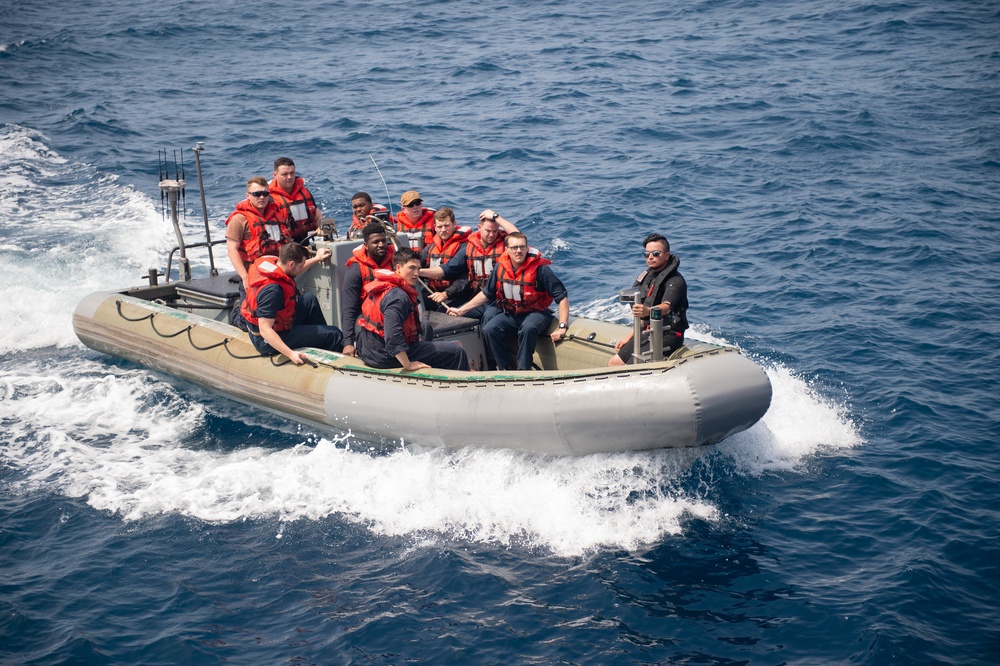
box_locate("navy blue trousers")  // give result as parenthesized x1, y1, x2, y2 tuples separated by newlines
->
(239, 293, 344, 355)
(481, 306, 553, 371)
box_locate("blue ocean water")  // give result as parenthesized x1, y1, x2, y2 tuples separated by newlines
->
(2, 0, 998, 663)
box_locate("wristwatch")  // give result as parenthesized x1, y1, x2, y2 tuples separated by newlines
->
(491, 213, 499, 222)
(558, 322, 568, 330)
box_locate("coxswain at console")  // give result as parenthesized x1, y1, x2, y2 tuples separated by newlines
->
(609, 233, 689, 366)
(225, 176, 290, 292)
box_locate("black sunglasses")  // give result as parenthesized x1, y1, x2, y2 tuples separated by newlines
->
(248, 190, 270, 197)
(405, 199, 422, 206)
(643, 250, 663, 258)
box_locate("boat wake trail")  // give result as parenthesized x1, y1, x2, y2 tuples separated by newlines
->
(0, 124, 172, 353)
(1, 349, 859, 558)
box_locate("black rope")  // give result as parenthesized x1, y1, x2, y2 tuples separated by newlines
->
(149, 318, 192, 339)
(115, 300, 156, 323)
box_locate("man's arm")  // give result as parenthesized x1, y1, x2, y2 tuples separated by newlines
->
(227, 239, 249, 288)
(539, 266, 570, 342)
(551, 297, 570, 342)
(258, 317, 308, 365)
(479, 209, 519, 233)
(449, 291, 487, 317)
(226, 215, 250, 288)
(339, 265, 362, 356)
(382, 291, 430, 371)
(302, 246, 331, 271)
(420, 245, 469, 282)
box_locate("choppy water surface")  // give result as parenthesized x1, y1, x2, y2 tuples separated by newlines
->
(2, 1, 998, 663)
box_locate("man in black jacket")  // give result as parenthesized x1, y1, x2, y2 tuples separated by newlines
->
(610, 233, 689, 366)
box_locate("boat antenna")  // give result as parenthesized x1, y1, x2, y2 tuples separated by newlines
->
(369, 154, 441, 322)
(158, 149, 167, 224)
(370, 154, 396, 220)
(191, 142, 218, 275)
(159, 147, 191, 281)
(178, 149, 187, 221)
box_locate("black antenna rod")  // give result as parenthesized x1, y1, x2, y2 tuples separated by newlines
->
(179, 149, 187, 219)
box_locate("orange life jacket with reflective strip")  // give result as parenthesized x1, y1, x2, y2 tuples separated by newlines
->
(395, 207, 436, 249)
(466, 230, 507, 291)
(225, 200, 287, 264)
(345, 244, 395, 288)
(357, 270, 421, 344)
(494, 249, 554, 315)
(240, 256, 297, 331)
(268, 177, 317, 241)
(425, 226, 471, 292)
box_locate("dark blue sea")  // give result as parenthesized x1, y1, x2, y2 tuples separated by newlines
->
(2, 0, 998, 663)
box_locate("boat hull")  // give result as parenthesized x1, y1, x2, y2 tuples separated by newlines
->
(73, 291, 771, 456)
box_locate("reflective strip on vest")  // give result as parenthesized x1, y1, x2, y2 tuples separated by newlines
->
(286, 201, 309, 222)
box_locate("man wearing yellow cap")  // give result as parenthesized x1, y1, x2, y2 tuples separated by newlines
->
(395, 190, 436, 250)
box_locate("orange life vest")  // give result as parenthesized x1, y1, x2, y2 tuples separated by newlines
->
(349, 204, 392, 237)
(494, 248, 554, 315)
(357, 270, 421, 344)
(225, 200, 287, 264)
(269, 177, 317, 241)
(240, 256, 297, 331)
(425, 225, 471, 292)
(395, 207, 436, 249)
(466, 230, 507, 291)
(345, 244, 395, 287)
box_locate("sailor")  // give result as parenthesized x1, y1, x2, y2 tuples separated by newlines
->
(418, 208, 518, 320)
(348, 191, 393, 239)
(340, 221, 395, 358)
(449, 232, 570, 371)
(235, 243, 343, 365)
(225, 176, 290, 291)
(609, 233, 689, 366)
(421, 207, 473, 307)
(268, 157, 322, 244)
(355, 249, 470, 372)
(395, 190, 436, 249)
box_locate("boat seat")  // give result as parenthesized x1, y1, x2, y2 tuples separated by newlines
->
(425, 310, 479, 338)
(174, 273, 241, 307)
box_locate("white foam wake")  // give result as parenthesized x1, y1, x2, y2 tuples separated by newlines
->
(0, 125, 175, 353)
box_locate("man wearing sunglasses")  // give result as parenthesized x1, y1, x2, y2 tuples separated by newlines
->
(395, 190, 436, 249)
(448, 232, 570, 371)
(225, 176, 291, 291)
(609, 233, 688, 366)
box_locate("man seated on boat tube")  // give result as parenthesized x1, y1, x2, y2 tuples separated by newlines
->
(418, 209, 518, 321)
(355, 249, 470, 372)
(340, 221, 395, 358)
(448, 232, 570, 371)
(420, 207, 474, 310)
(609, 233, 689, 366)
(347, 191, 393, 240)
(234, 243, 344, 365)
(268, 157, 323, 244)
